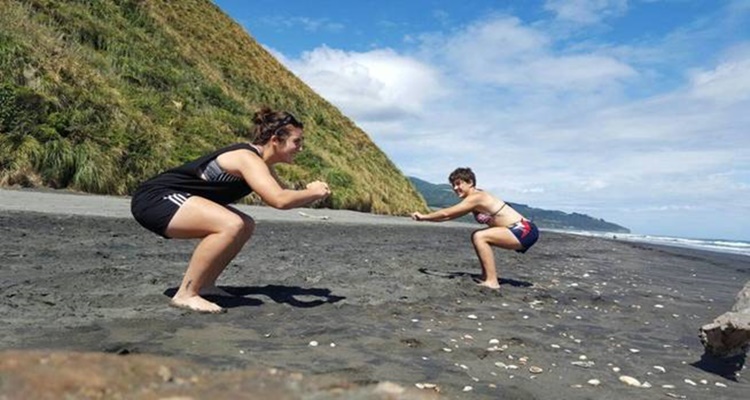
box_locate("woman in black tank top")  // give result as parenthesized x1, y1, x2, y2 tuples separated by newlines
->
(131, 107, 331, 313)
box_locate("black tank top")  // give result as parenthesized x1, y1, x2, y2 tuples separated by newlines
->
(136, 143, 259, 205)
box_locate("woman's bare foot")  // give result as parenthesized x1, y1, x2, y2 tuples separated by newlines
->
(170, 295, 225, 313)
(199, 285, 233, 297)
(477, 280, 500, 290)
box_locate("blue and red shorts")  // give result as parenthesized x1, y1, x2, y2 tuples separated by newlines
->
(508, 219, 539, 253)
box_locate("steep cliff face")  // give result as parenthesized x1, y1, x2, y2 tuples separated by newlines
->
(0, 0, 428, 214)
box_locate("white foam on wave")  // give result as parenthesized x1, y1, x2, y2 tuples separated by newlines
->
(547, 229, 750, 257)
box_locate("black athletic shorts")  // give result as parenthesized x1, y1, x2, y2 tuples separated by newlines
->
(131, 186, 192, 238)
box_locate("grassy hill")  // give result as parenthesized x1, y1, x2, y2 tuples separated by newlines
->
(0, 0, 428, 214)
(410, 177, 630, 233)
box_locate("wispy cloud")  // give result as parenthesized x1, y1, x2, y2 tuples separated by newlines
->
(258, 16, 344, 33)
(544, 0, 628, 24)
(422, 15, 637, 92)
(689, 45, 750, 104)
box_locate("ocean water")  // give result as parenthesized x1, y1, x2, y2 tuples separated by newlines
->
(549, 229, 750, 257)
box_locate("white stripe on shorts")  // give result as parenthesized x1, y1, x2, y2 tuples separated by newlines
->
(164, 193, 189, 207)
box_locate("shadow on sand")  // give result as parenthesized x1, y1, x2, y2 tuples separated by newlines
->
(692, 352, 746, 382)
(417, 268, 533, 288)
(164, 285, 346, 309)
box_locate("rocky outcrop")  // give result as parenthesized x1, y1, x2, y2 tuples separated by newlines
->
(0, 350, 439, 400)
(700, 281, 750, 358)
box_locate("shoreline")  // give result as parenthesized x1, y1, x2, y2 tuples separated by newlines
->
(1, 189, 748, 399)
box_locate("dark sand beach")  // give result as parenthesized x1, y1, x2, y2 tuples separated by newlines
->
(1, 190, 748, 399)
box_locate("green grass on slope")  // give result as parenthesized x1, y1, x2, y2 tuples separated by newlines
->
(0, 0, 428, 214)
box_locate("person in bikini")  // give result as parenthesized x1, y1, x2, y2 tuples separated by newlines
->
(131, 107, 330, 313)
(411, 167, 539, 289)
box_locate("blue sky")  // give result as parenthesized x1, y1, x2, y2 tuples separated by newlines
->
(213, 0, 750, 241)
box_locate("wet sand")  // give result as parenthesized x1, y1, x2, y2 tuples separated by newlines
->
(0, 189, 748, 399)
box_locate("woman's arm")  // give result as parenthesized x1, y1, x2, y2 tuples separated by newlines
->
(412, 195, 477, 222)
(219, 149, 329, 209)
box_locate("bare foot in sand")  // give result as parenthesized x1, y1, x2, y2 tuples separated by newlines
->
(477, 280, 500, 290)
(170, 295, 225, 314)
(200, 285, 234, 297)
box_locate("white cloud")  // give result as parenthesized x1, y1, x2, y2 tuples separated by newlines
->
(689, 48, 750, 104)
(280, 46, 445, 122)
(258, 16, 344, 33)
(428, 15, 636, 92)
(544, 0, 628, 24)
(527, 54, 636, 89)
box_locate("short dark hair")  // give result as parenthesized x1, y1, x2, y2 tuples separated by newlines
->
(448, 167, 475, 187)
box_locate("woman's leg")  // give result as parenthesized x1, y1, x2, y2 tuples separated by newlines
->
(165, 197, 255, 313)
(471, 227, 523, 289)
(198, 205, 253, 297)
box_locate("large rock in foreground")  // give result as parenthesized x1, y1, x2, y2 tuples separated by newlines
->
(700, 281, 750, 358)
(0, 350, 439, 400)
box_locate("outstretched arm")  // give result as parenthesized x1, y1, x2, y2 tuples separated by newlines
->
(411, 196, 477, 222)
(219, 149, 330, 209)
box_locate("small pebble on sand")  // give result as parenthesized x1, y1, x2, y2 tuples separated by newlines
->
(571, 361, 595, 368)
(415, 383, 438, 390)
(619, 375, 641, 387)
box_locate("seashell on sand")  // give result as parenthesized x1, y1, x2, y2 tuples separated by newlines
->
(619, 375, 641, 387)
